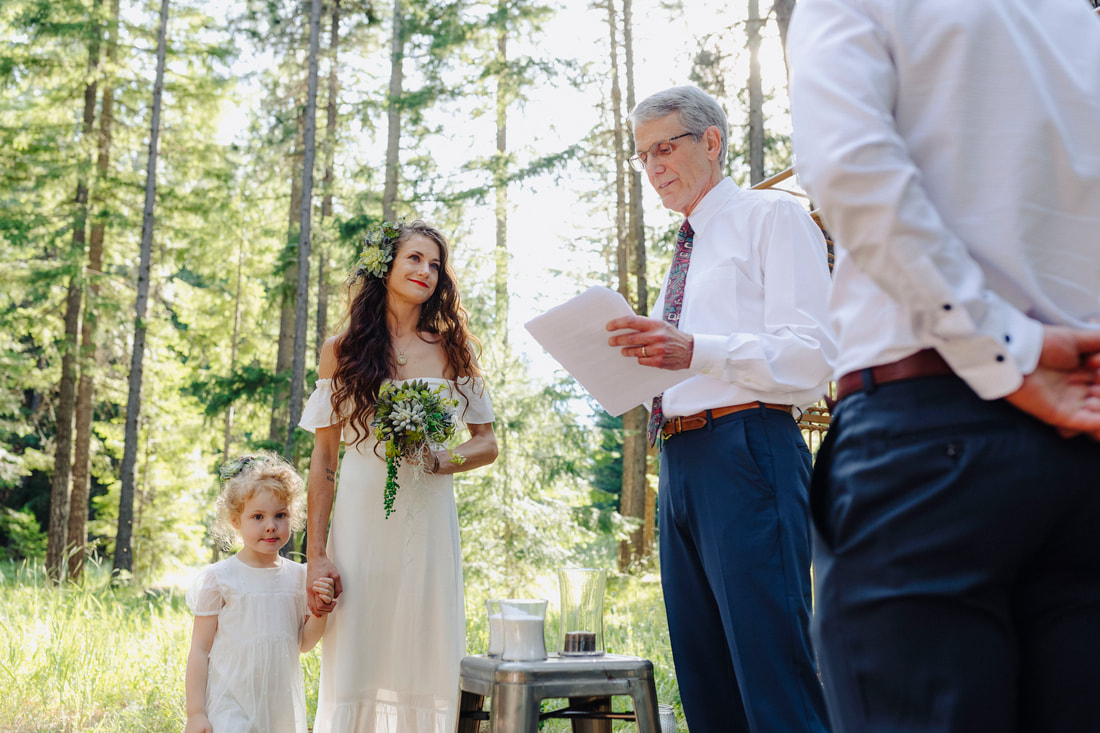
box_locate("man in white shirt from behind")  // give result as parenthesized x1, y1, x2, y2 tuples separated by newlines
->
(607, 85, 835, 733)
(788, 1, 1100, 731)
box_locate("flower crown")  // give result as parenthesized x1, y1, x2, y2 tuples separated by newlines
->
(354, 221, 403, 280)
(219, 454, 265, 481)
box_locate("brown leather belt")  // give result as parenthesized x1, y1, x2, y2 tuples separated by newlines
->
(661, 402, 792, 440)
(834, 349, 954, 403)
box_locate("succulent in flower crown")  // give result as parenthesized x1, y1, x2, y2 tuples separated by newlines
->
(219, 454, 261, 480)
(353, 221, 403, 280)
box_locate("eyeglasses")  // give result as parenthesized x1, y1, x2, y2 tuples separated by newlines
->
(628, 132, 694, 172)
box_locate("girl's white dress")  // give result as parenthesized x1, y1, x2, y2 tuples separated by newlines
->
(299, 376, 494, 733)
(186, 555, 309, 733)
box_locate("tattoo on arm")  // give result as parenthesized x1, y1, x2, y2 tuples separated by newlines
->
(325, 468, 336, 483)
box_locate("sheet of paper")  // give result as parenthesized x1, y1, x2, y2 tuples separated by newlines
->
(524, 286, 692, 416)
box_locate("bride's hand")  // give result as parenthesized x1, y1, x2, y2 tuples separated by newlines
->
(420, 444, 442, 474)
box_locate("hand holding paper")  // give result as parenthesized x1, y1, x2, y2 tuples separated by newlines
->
(524, 286, 691, 416)
(605, 313, 695, 371)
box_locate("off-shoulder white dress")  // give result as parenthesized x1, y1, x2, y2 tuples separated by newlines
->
(299, 377, 494, 733)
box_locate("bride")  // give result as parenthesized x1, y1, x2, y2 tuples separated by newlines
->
(299, 220, 498, 732)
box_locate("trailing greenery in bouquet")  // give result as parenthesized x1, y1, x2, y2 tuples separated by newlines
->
(372, 380, 466, 518)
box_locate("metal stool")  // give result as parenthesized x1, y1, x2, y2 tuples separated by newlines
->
(455, 653, 661, 733)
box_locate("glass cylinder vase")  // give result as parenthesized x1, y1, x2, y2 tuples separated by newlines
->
(557, 567, 607, 656)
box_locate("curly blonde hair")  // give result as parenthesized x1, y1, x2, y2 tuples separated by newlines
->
(214, 451, 305, 549)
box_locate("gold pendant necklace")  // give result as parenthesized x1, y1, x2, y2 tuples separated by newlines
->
(394, 332, 416, 366)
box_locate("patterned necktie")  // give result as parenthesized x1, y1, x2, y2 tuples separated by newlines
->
(647, 219, 695, 446)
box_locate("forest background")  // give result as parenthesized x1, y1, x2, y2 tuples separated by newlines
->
(1, 0, 803, 728)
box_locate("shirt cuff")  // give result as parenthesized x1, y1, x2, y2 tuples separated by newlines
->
(926, 290, 1045, 400)
(934, 313, 1043, 400)
(690, 334, 729, 378)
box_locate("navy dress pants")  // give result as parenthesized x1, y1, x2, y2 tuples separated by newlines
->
(812, 375, 1100, 733)
(659, 405, 831, 733)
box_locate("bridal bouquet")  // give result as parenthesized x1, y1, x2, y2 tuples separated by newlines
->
(372, 380, 464, 518)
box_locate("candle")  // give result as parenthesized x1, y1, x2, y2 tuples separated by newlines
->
(563, 630, 597, 653)
(501, 611, 547, 661)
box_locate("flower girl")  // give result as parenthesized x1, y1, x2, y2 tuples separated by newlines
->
(185, 452, 333, 733)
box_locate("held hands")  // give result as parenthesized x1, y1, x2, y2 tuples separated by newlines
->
(1005, 325, 1100, 441)
(313, 577, 335, 606)
(184, 713, 213, 733)
(606, 315, 694, 371)
(306, 556, 342, 617)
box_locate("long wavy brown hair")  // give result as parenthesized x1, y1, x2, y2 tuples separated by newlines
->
(330, 220, 482, 447)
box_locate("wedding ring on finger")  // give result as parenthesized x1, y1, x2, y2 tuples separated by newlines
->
(641, 345, 648, 358)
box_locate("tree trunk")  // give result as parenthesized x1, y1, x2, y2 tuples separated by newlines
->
(114, 0, 168, 577)
(382, 0, 404, 221)
(489, 0, 512, 492)
(747, 0, 765, 184)
(316, 0, 340, 361)
(223, 242, 245, 463)
(270, 107, 305, 443)
(48, 6, 102, 584)
(771, 0, 796, 79)
(607, 0, 645, 573)
(622, 0, 653, 562)
(608, 0, 627, 309)
(69, 0, 120, 582)
(493, 1, 510, 350)
(285, 0, 322, 462)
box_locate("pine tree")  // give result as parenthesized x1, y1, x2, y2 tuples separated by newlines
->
(46, 0, 102, 584)
(382, 0, 404, 221)
(114, 0, 169, 577)
(285, 0, 323, 464)
(747, 0, 765, 184)
(68, 0, 120, 582)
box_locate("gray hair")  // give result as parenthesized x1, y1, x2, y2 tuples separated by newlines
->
(630, 86, 728, 165)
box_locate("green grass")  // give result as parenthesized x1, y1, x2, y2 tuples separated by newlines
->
(0, 560, 685, 732)
(0, 561, 185, 731)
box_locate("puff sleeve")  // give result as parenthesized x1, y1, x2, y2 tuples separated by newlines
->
(186, 565, 224, 617)
(455, 377, 494, 425)
(298, 378, 341, 433)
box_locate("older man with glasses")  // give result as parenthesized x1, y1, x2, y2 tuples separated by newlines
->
(607, 85, 835, 733)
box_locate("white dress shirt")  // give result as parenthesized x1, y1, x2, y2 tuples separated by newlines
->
(788, 0, 1100, 400)
(652, 176, 836, 416)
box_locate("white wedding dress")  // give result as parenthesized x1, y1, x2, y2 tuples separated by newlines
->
(299, 376, 493, 733)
